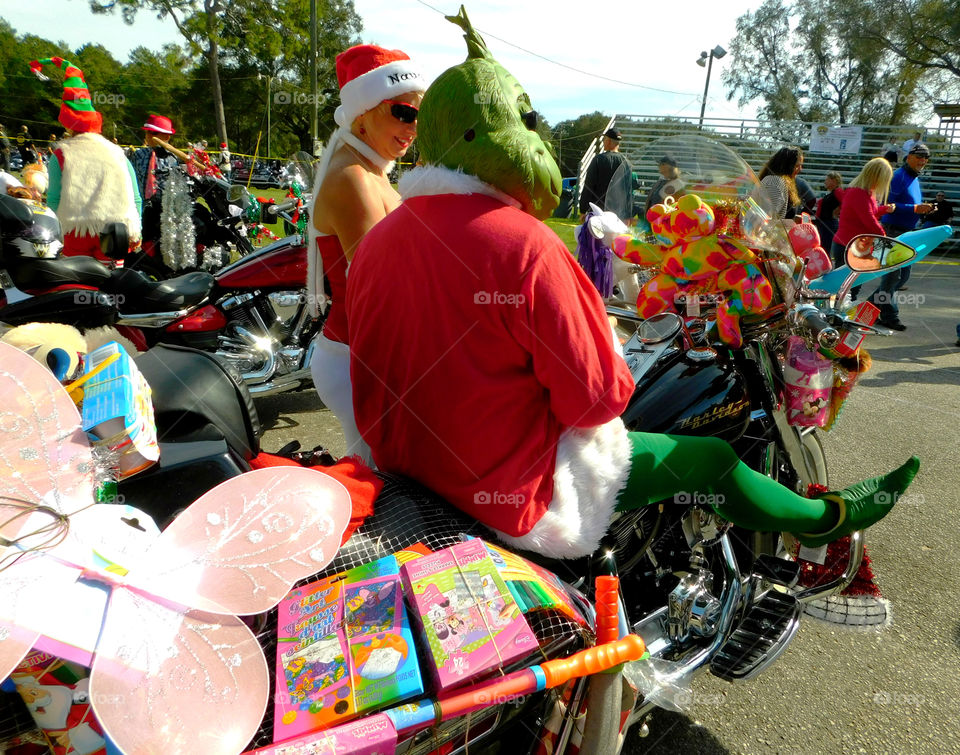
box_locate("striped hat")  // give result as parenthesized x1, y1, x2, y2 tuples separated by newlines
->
(29, 57, 103, 134)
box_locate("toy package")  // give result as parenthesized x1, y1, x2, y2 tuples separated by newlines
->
(831, 300, 880, 358)
(401, 538, 539, 691)
(784, 335, 834, 427)
(250, 713, 396, 755)
(80, 341, 159, 478)
(9, 652, 107, 755)
(274, 555, 423, 742)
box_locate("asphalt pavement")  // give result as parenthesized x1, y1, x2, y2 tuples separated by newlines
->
(256, 258, 960, 755)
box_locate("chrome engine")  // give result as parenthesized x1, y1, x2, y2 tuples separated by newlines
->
(214, 290, 315, 395)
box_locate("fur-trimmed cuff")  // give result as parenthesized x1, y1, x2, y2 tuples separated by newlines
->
(491, 418, 632, 559)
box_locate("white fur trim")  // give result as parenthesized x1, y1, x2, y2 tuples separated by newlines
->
(492, 418, 633, 559)
(335, 60, 426, 128)
(398, 165, 522, 209)
(56, 133, 141, 240)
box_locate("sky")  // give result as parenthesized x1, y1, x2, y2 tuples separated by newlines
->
(3, 0, 764, 126)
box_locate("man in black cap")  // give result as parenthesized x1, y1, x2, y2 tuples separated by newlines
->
(579, 127, 633, 220)
(644, 154, 683, 214)
(868, 143, 934, 329)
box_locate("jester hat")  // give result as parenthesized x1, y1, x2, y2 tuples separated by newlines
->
(29, 57, 103, 134)
(417, 6, 561, 219)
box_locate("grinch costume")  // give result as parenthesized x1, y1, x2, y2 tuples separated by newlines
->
(30, 57, 141, 260)
(345, 7, 918, 559)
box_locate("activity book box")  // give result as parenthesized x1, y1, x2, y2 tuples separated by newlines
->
(273, 554, 423, 742)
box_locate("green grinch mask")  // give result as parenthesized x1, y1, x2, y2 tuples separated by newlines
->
(417, 6, 562, 220)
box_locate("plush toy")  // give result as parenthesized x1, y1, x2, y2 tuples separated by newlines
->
(611, 194, 774, 347)
(788, 218, 832, 279)
(0, 322, 139, 382)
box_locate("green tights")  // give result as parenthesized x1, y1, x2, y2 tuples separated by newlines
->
(615, 432, 835, 534)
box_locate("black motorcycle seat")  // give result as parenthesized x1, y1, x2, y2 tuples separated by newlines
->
(108, 268, 215, 313)
(134, 342, 260, 460)
(7, 254, 113, 291)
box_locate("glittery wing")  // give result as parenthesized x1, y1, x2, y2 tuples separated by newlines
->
(132, 467, 352, 615)
(0, 546, 85, 680)
(0, 342, 95, 542)
(90, 586, 269, 755)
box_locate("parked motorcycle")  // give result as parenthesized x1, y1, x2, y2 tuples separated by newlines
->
(0, 159, 319, 396)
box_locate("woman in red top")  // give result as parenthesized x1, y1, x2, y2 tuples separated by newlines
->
(832, 158, 895, 262)
(306, 45, 426, 462)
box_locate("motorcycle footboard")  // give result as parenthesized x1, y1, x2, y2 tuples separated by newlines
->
(709, 590, 802, 681)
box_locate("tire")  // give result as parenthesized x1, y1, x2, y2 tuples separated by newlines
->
(797, 428, 829, 488)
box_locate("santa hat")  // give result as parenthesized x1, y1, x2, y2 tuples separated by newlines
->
(29, 57, 103, 134)
(334, 45, 426, 127)
(143, 114, 175, 135)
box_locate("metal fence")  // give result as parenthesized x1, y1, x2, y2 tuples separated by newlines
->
(574, 115, 960, 237)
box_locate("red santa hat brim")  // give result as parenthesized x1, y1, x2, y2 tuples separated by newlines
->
(334, 46, 426, 128)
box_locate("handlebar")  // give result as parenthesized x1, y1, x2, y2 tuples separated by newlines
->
(267, 197, 300, 214)
(791, 304, 840, 349)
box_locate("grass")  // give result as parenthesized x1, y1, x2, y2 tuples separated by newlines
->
(544, 217, 580, 255)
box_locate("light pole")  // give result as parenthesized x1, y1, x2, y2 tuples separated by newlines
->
(258, 73, 273, 158)
(696, 45, 727, 129)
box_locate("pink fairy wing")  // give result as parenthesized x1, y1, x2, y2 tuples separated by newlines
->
(0, 342, 94, 542)
(90, 587, 269, 755)
(0, 547, 84, 680)
(133, 467, 352, 615)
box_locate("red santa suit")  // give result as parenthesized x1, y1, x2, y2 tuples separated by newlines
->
(346, 167, 635, 557)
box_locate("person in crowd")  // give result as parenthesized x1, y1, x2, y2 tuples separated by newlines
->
(47, 133, 58, 158)
(0, 125, 11, 172)
(129, 114, 185, 247)
(883, 150, 899, 166)
(792, 175, 818, 217)
(306, 44, 426, 463)
(579, 127, 633, 221)
(870, 143, 934, 324)
(881, 135, 901, 163)
(643, 154, 682, 214)
(901, 131, 922, 157)
(920, 191, 952, 230)
(218, 142, 232, 177)
(758, 146, 803, 221)
(832, 158, 895, 299)
(30, 57, 141, 260)
(346, 10, 918, 561)
(18, 125, 38, 166)
(816, 171, 844, 259)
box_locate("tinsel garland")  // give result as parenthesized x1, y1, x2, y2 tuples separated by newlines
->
(159, 167, 197, 271)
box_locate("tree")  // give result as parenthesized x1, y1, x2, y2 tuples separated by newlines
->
(89, 0, 232, 143)
(551, 112, 611, 177)
(723, 0, 927, 124)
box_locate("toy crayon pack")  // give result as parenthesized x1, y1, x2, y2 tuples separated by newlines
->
(401, 538, 539, 691)
(273, 555, 423, 742)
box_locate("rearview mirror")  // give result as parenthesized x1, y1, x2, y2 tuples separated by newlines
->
(638, 312, 683, 344)
(227, 184, 251, 206)
(845, 235, 916, 272)
(99, 222, 129, 260)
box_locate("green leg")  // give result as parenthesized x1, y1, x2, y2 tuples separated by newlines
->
(615, 432, 835, 532)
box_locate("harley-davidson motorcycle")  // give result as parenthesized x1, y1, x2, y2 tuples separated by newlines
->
(0, 156, 319, 397)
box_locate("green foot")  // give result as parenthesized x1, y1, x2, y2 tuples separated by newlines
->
(796, 456, 920, 548)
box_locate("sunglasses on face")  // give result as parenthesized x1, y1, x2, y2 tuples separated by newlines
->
(383, 100, 418, 124)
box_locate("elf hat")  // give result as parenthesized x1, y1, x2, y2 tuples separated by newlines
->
(334, 44, 426, 128)
(29, 57, 103, 134)
(143, 114, 176, 135)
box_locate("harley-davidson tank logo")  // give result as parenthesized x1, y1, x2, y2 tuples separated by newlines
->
(678, 398, 750, 431)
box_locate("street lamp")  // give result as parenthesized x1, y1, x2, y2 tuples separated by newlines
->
(258, 73, 273, 158)
(696, 45, 727, 129)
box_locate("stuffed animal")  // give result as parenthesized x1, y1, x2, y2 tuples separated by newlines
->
(0, 322, 139, 381)
(611, 194, 774, 347)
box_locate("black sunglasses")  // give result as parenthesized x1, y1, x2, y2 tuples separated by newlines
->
(384, 100, 418, 124)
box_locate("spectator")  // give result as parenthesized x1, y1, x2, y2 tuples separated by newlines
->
(0, 125, 11, 172)
(758, 146, 803, 221)
(816, 171, 844, 256)
(881, 134, 902, 163)
(644, 154, 683, 214)
(883, 150, 899, 166)
(218, 142, 231, 177)
(30, 57, 141, 260)
(872, 143, 934, 317)
(579, 127, 633, 221)
(17, 125, 38, 166)
(901, 131, 922, 158)
(130, 114, 182, 246)
(792, 175, 818, 217)
(920, 191, 953, 229)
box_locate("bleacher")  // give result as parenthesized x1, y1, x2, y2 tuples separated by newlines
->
(576, 114, 960, 249)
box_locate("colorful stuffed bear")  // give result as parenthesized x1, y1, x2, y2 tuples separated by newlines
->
(611, 194, 774, 347)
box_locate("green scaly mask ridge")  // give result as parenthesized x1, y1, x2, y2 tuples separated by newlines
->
(417, 6, 562, 220)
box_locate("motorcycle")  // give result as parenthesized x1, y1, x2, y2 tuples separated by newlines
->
(0, 156, 319, 397)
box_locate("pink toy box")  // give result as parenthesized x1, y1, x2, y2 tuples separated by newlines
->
(250, 713, 396, 755)
(401, 538, 539, 691)
(273, 555, 422, 742)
